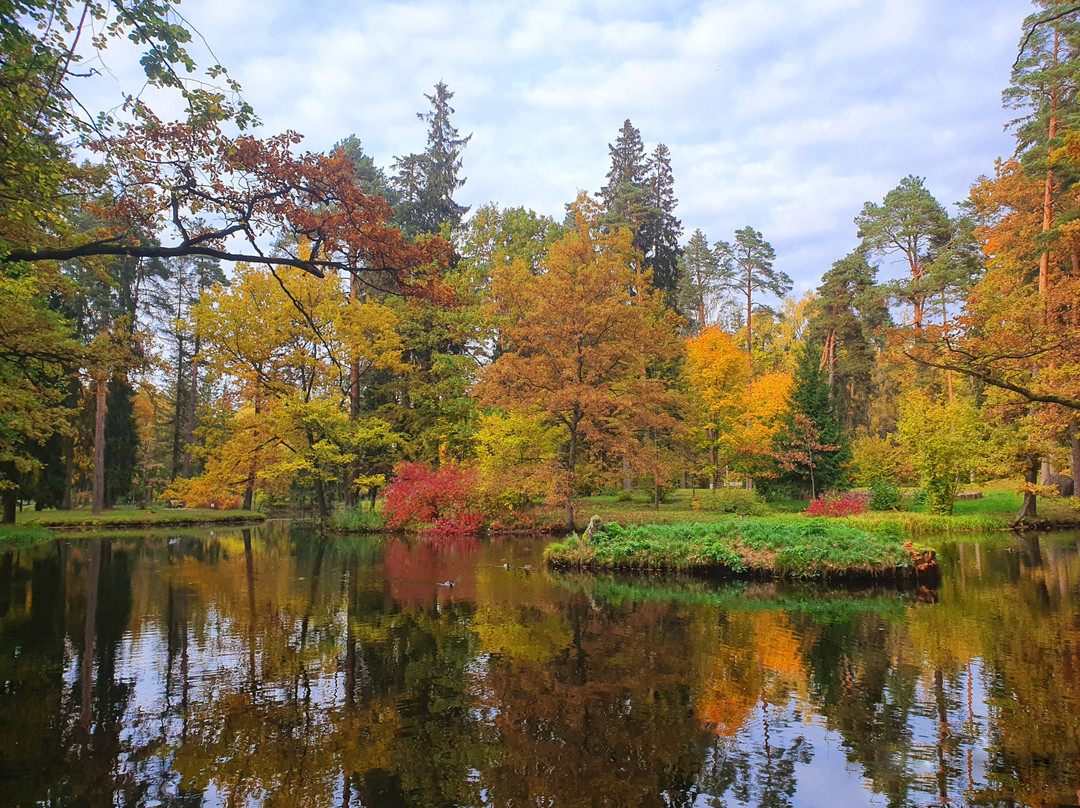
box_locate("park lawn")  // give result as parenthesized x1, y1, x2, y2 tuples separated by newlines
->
(15, 505, 265, 529)
(545, 518, 936, 580)
(575, 482, 1079, 536)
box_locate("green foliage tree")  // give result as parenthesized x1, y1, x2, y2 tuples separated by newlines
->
(897, 392, 981, 515)
(770, 341, 851, 497)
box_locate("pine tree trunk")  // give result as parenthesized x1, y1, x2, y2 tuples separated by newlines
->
(181, 335, 200, 478)
(746, 284, 753, 381)
(92, 374, 107, 515)
(171, 335, 186, 480)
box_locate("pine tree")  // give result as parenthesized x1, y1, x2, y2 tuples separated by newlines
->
(677, 229, 729, 335)
(855, 176, 952, 330)
(719, 226, 790, 377)
(810, 252, 891, 431)
(393, 82, 472, 237)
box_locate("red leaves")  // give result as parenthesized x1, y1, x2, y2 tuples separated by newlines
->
(805, 492, 868, 517)
(382, 461, 481, 532)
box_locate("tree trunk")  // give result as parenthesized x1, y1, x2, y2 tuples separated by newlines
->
(171, 333, 186, 480)
(61, 433, 74, 510)
(92, 374, 107, 515)
(181, 334, 200, 478)
(1, 480, 14, 525)
(1014, 455, 1039, 524)
(565, 428, 577, 532)
(746, 284, 753, 381)
(1071, 416, 1080, 499)
(622, 456, 631, 492)
(346, 276, 361, 508)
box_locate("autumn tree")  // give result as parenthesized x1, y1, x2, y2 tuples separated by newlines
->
(480, 196, 682, 530)
(685, 328, 747, 488)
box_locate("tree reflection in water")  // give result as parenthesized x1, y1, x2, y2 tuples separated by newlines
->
(0, 524, 1078, 807)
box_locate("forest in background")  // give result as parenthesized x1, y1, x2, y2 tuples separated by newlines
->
(2, 0, 1079, 529)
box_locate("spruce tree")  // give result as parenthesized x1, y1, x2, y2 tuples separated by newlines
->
(393, 82, 471, 237)
(772, 341, 851, 498)
(639, 144, 683, 296)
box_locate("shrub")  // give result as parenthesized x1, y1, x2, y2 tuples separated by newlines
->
(381, 461, 478, 530)
(868, 479, 901, 511)
(805, 492, 868, 517)
(699, 488, 770, 516)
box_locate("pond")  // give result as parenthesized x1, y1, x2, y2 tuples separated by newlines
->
(1, 522, 1078, 807)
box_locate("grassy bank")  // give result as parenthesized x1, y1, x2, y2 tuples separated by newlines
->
(17, 506, 266, 530)
(574, 485, 1080, 535)
(545, 518, 936, 580)
(0, 524, 56, 548)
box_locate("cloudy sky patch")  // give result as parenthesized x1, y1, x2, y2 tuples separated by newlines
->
(86, 0, 1033, 293)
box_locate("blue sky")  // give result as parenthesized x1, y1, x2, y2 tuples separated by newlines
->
(87, 0, 1033, 296)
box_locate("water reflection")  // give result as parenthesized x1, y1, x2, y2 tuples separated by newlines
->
(0, 524, 1078, 807)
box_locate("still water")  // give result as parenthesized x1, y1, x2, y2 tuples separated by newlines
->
(1, 522, 1078, 807)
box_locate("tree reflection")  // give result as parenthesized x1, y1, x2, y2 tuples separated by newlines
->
(0, 528, 1077, 806)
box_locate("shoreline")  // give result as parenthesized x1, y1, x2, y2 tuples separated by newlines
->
(544, 518, 939, 581)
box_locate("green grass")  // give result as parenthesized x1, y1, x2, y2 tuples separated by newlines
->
(0, 523, 55, 547)
(17, 506, 266, 529)
(574, 484, 1080, 536)
(331, 506, 387, 533)
(545, 518, 936, 580)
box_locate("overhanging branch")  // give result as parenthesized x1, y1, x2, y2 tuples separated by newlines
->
(905, 351, 1080, 409)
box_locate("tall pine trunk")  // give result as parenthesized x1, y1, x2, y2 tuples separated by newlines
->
(181, 334, 200, 478)
(92, 374, 107, 515)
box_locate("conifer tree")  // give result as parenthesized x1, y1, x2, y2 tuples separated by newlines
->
(771, 341, 851, 497)
(810, 252, 891, 431)
(719, 226, 789, 377)
(678, 229, 729, 335)
(393, 82, 472, 237)
(639, 144, 683, 296)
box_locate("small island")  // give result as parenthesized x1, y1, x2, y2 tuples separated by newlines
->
(545, 518, 937, 580)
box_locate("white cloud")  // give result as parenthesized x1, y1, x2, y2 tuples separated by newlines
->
(102, 0, 1033, 292)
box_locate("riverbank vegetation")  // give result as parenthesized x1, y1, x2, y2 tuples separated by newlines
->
(545, 519, 937, 580)
(1, 3, 1078, 535)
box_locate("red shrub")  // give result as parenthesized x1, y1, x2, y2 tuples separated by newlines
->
(805, 492, 868, 517)
(382, 462, 480, 530)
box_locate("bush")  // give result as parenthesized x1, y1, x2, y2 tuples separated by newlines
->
(868, 479, 901, 511)
(699, 488, 770, 516)
(382, 461, 478, 530)
(805, 492, 868, 517)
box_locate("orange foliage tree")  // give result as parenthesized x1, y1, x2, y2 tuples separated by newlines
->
(479, 196, 682, 530)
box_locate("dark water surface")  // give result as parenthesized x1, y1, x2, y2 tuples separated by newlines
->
(1, 523, 1078, 807)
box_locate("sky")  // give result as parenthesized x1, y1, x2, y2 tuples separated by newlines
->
(85, 0, 1033, 296)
